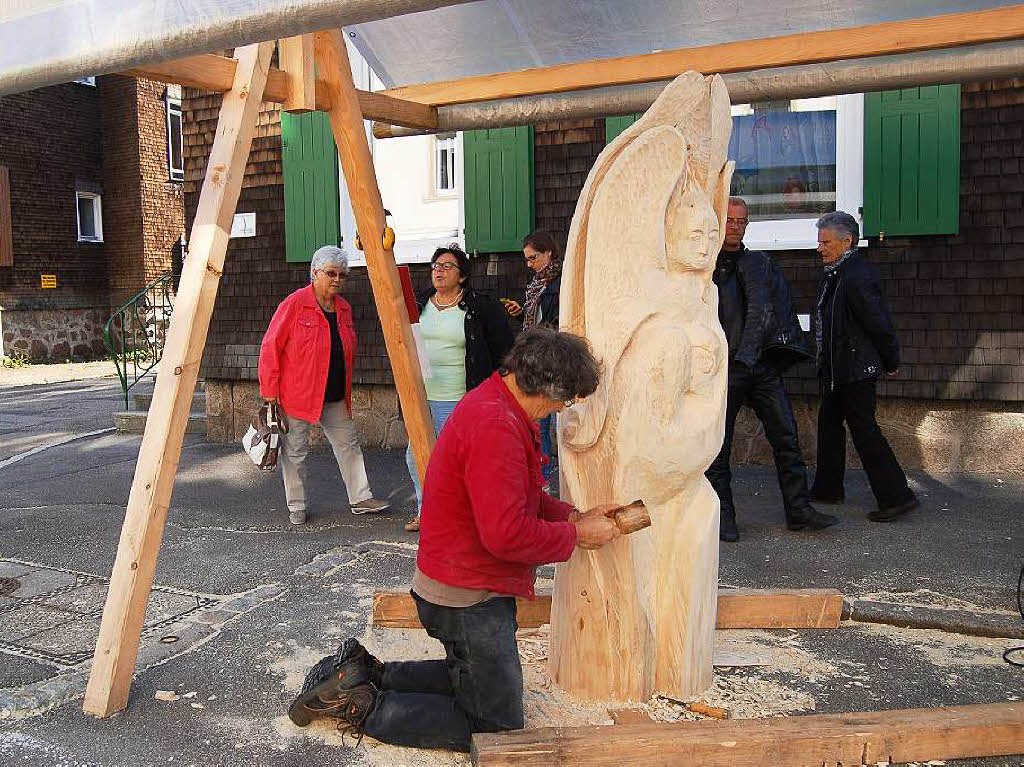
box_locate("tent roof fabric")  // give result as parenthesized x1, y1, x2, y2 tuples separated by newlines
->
(0, 0, 1016, 96)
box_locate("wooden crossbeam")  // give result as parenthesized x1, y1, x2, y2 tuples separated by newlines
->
(312, 29, 435, 486)
(381, 5, 1024, 106)
(471, 702, 1024, 766)
(83, 41, 275, 718)
(123, 52, 438, 130)
(372, 589, 844, 630)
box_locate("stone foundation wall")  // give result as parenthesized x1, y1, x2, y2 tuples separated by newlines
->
(1, 307, 108, 361)
(732, 395, 1024, 476)
(205, 380, 408, 450)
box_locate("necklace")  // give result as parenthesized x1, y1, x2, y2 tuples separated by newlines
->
(432, 289, 464, 309)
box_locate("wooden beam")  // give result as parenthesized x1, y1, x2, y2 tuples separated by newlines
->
(471, 702, 1024, 766)
(312, 29, 435, 486)
(82, 41, 275, 718)
(372, 589, 843, 630)
(381, 5, 1024, 106)
(278, 35, 315, 112)
(123, 53, 438, 130)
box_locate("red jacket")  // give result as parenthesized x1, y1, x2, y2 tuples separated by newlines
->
(258, 285, 355, 422)
(417, 373, 577, 599)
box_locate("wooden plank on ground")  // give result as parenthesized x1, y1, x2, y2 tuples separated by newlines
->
(82, 41, 275, 719)
(382, 5, 1024, 106)
(471, 702, 1024, 766)
(312, 29, 434, 485)
(372, 589, 843, 630)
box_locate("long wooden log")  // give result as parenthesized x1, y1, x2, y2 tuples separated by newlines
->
(372, 589, 844, 630)
(471, 702, 1024, 766)
(83, 42, 274, 718)
(313, 29, 434, 485)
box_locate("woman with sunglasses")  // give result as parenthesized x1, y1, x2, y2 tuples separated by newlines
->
(259, 246, 390, 526)
(505, 231, 563, 489)
(404, 244, 514, 531)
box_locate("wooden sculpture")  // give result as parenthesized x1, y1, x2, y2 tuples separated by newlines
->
(550, 72, 734, 702)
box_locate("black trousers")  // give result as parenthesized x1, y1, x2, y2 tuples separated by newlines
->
(363, 592, 524, 752)
(810, 378, 914, 511)
(705, 363, 811, 520)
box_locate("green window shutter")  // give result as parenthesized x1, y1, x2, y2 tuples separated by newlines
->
(605, 114, 642, 144)
(463, 126, 534, 252)
(282, 111, 340, 263)
(863, 85, 960, 237)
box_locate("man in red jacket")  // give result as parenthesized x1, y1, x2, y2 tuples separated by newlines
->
(259, 246, 389, 525)
(288, 328, 621, 750)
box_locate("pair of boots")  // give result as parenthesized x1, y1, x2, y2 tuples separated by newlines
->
(719, 504, 838, 542)
(288, 638, 383, 741)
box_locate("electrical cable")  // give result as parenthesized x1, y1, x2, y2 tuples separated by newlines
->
(1002, 562, 1024, 667)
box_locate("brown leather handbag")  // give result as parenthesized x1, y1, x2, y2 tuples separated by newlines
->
(241, 401, 287, 471)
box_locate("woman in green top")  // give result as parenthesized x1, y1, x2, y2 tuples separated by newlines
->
(404, 244, 514, 531)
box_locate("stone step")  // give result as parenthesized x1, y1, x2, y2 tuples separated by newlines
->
(114, 411, 207, 434)
(132, 391, 206, 413)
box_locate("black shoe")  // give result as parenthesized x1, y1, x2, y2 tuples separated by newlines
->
(289, 639, 383, 727)
(719, 510, 739, 542)
(786, 506, 840, 531)
(808, 493, 845, 505)
(868, 498, 920, 523)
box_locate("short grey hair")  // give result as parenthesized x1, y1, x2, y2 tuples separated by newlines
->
(816, 211, 859, 247)
(500, 327, 601, 402)
(309, 245, 349, 281)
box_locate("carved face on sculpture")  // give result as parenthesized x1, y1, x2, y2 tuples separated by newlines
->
(666, 174, 722, 273)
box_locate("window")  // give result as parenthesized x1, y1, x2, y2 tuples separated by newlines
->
(727, 96, 864, 250)
(434, 134, 458, 194)
(166, 94, 184, 182)
(74, 76, 96, 86)
(76, 192, 103, 242)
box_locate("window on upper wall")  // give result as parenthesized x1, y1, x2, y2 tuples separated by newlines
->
(74, 76, 96, 86)
(434, 133, 458, 195)
(727, 95, 863, 250)
(166, 91, 184, 182)
(76, 192, 103, 242)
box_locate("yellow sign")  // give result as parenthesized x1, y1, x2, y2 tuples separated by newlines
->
(40, 274, 57, 289)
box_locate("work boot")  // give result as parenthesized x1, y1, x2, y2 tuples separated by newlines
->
(786, 506, 840, 531)
(719, 507, 739, 542)
(868, 497, 920, 523)
(288, 638, 383, 727)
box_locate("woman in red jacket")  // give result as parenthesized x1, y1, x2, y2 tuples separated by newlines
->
(258, 246, 389, 525)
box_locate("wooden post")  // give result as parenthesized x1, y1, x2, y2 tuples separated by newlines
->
(83, 41, 274, 718)
(313, 29, 434, 483)
(278, 35, 315, 112)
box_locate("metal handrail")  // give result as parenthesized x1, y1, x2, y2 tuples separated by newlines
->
(104, 273, 175, 410)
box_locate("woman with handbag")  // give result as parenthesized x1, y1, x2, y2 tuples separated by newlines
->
(259, 245, 389, 525)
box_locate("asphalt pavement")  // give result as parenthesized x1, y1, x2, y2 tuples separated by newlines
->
(0, 373, 1021, 766)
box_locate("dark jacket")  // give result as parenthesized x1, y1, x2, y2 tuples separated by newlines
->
(818, 251, 899, 386)
(513, 276, 561, 331)
(417, 285, 514, 392)
(713, 246, 812, 371)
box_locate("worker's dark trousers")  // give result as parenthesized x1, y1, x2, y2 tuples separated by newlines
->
(810, 378, 915, 511)
(363, 592, 524, 752)
(706, 362, 812, 521)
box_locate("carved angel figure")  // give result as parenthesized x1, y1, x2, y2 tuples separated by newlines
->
(549, 72, 734, 701)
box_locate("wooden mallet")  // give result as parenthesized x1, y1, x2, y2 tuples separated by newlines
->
(610, 500, 651, 534)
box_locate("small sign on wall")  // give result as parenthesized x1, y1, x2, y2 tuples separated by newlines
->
(40, 274, 57, 289)
(230, 212, 256, 238)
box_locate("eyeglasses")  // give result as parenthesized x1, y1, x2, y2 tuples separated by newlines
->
(318, 269, 347, 279)
(431, 262, 458, 271)
(725, 217, 749, 227)
(563, 397, 577, 408)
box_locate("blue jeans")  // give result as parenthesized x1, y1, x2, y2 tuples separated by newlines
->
(539, 413, 555, 483)
(363, 592, 524, 752)
(406, 400, 459, 513)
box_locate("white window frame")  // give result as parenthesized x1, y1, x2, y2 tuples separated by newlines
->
(431, 133, 459, 197)
(74, 76, 96, 86)
(733, 94, 865, 251)
(166, 94, 184, 182)
(75, 192, 103, 242)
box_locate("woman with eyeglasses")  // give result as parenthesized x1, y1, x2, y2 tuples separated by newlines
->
(505, 231, 563, 489)
(259, 245, 390, 526)
(404, 244, 514, 532)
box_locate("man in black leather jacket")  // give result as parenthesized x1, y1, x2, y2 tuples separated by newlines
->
(810, 212, 918, 522)
(706, 198, 838, 542)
